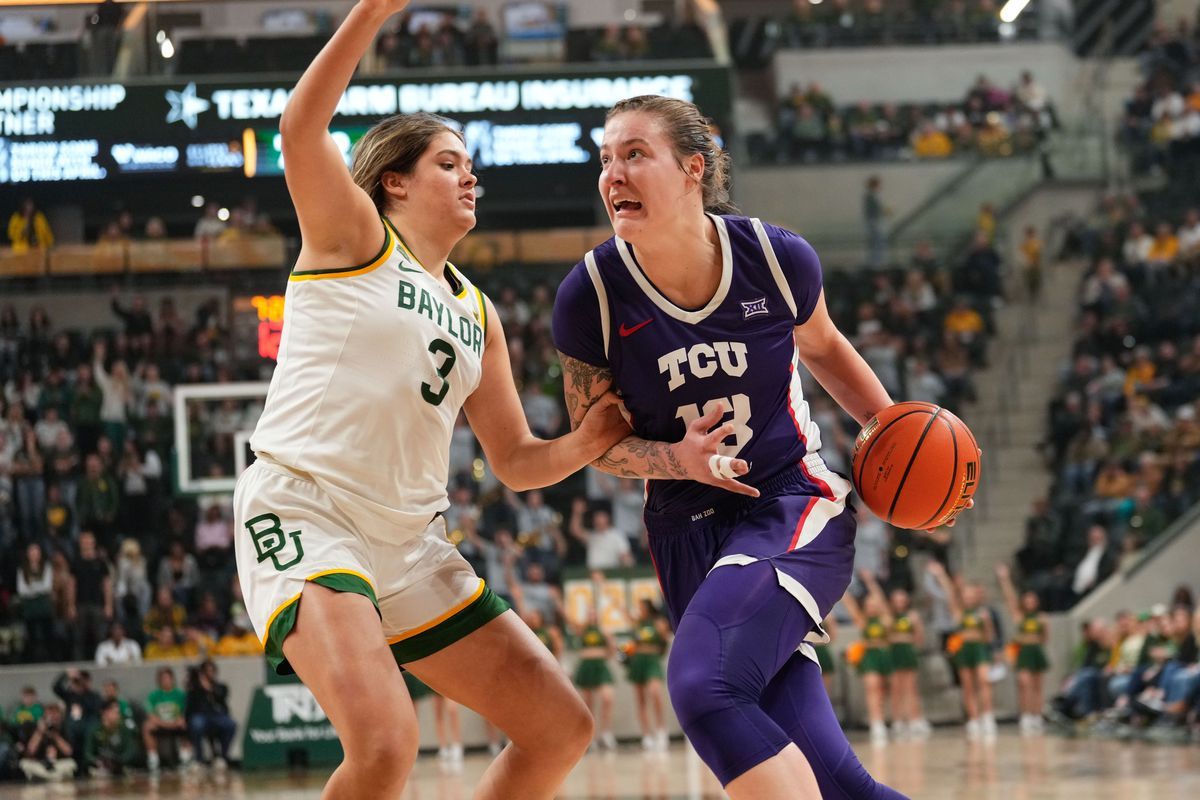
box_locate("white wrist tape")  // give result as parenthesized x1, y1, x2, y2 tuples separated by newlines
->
(708, 454, 738, 480)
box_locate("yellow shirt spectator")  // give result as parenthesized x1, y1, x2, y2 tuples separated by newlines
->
(181, 630, 216, 659)
(944, 306, 985, 335)
(213, 631, 265, 657)
(144, 641, 188, 661)
(1146, 231, 1179, 265)
(7, 208, 54, 252)
(1020, 234, 1043, 269)
(913, 127, 953, 158)
(1094, 466, 1134, 499)
(1188, 87, 1200, 113)
(976, 206, 996, 243)
(1124, 360, 1156, 396)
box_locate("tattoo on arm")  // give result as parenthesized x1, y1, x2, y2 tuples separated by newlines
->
(559, 352, 630, 473)
(559, 352, 613, 429)
(594, 437, 686, 479)
(622, 438, 687, 478)
(559, 353, 687, 480)
(596, 449, 633, 475)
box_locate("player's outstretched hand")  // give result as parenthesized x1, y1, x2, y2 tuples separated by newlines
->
(673, 404, 760, 498)
(577, 391, 633, 458)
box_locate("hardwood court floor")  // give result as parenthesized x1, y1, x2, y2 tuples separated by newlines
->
(3, 729, 1199, 799)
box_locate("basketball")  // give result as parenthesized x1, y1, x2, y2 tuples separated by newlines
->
(851, 402, 981, 530)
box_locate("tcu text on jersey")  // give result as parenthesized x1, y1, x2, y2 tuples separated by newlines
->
(657, 342, 753, 458)
(657, 341, 749, 391)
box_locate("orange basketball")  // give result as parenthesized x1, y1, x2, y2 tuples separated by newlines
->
(850, 401, 981, 530)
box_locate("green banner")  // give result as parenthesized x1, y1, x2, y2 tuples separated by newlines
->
(241, 670, 342, 769)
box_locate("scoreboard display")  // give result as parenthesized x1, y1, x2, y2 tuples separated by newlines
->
(231, 293, 286, 363)
(0, 65, 733, 217)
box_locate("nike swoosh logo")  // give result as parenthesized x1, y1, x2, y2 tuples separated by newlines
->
(398, 264, 423, 273)
(619, 319, 653, 337)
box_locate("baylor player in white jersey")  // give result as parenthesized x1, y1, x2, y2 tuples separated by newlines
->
(250, 218, 491, 536)
(224, 2, 743, 796)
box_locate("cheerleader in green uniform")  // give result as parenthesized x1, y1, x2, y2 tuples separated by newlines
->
(842, 571, 895, 745)
(996, 563, 1049, 735)
(573, 611, 617, 750)
(874, 576, 931, 740)
(929, 561, 997, 740)
(814, 614, 839, 696)
(627, 598, 671, 751)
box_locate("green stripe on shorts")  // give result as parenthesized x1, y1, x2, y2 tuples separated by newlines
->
(389, 586, 509, 665)
(265, 572, 379, 675)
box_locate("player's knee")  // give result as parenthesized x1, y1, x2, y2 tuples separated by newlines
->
(668, 650, 748, 730)
(345, 730, 417, 785)
(507, 670, 592, 761)
(668, 615, 758, 728)
(552, 686, 595, 758)
(557, 694, 595, 759)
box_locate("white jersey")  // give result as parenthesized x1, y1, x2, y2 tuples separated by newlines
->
(251, 217, 488, 537)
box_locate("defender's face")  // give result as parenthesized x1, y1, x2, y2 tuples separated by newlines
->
(399, 131, 478, 238)
(599, 111, 699, 244)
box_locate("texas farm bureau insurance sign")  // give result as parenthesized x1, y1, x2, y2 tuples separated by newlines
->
(0, 65, 732, 202)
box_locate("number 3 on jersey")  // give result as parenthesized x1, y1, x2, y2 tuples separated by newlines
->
(421, 338, 457, 406)
(675, 394, 753, 456)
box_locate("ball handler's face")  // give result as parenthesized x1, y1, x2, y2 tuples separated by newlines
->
(600, 111, 702, 244)
(392, 131, 478, 236)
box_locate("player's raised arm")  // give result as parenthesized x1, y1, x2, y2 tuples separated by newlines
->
(557, 353, 760, 498)
(995, 563, 1022, 623)
(840, 589, 867, 630)
(859, 569, 894, 627)
(926, 560, 962, 619)
(278, 0, 409, 260)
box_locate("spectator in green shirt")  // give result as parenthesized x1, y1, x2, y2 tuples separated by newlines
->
(77, 454, 119, 550)
(142, 667, 193, 772)
(38, 367, 73, 420)
(10, 686, 44, 730)
(85, 701, 137, 777)
(70, 363, 103, 454)
(100, 680, 134, 726)
(10, 686, 44, 762)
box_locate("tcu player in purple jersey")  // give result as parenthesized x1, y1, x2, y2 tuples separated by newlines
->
(553, 96, 922, 799)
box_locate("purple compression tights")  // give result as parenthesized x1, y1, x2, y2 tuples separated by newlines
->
(666, 560, 908, 798)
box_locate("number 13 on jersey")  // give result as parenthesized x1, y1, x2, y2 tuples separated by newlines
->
(675, 394, 753, 456)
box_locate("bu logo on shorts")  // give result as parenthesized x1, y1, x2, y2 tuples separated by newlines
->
(245, 513, 305, 571)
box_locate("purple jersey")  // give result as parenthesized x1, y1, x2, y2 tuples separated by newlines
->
(553, 214, 837, 516)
